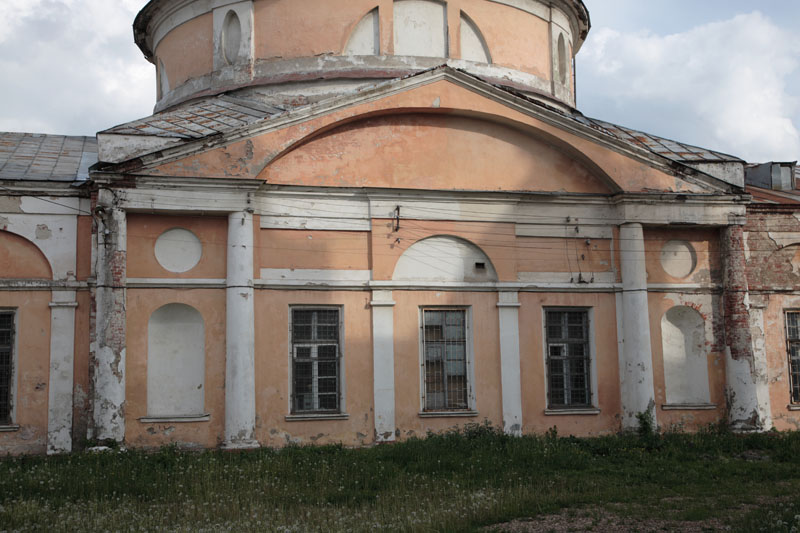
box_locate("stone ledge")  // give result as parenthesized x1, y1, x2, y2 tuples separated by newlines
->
(418, 411, 479, 418)
(0, 425, 20, 432)
(661, 404, 717, 411)
(138, 415, 210, 423)
(285, 413, 350, 422)
(544, 408, 601, 416)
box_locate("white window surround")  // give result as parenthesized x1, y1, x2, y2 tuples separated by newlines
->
(0, 309, 18, 429)
(541, 307, 600, 415)
(418, 306, 477, 415)
(287, 306, 347, 417)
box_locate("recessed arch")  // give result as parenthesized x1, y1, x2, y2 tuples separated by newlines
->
(344, 7, 380, 55)
(147, 303, 206, 417)
(0, 230, 52, 279)
(661, 306, 710, 405)
(222, 9, 242, 65)
(460, 12, 491, 64)
(557, 33, 568, 85)
(261, 110, 620, 193)
(393, 236, 498, 282)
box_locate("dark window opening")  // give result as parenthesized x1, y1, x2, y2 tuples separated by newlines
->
(0, 312, 14, 425)
(546, 309, 591, 409)
(422, 309, 469, 411)
(291, 308, 341, 413)
(786, 312, 800, 404)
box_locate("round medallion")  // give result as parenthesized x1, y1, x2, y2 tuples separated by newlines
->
(660, 240, 697, 279)
(155, 228, 202, 273)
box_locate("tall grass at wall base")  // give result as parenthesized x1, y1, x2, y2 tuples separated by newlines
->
(0, 424, 799, 532)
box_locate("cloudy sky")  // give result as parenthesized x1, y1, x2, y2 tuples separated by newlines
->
(0, 0, 798, 163)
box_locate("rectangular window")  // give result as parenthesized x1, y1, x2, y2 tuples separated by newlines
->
(786, 311, 800, 405)
(422, 309, 470, 411)
(545, 309, 591, 409)
(0, 312, 14, 425)
(291, 308, 341, 413)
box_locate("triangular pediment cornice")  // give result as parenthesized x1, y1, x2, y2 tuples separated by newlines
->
(96, 67, 735, 194)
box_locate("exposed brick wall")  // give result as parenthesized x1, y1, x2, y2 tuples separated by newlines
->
(722, 226, 754, 362)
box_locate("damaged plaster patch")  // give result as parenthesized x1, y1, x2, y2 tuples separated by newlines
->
(767, 232, 800, 249)
(0, 215, 9, 229)
(35, 224, 52, 240)
(0, 197, 22, 213)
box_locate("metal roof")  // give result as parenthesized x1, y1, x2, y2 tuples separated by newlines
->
(577, 117, 743, 164)
(0, 133, 97, 182)
(101, 95, 285, 139)
(746, 185, 800, 205)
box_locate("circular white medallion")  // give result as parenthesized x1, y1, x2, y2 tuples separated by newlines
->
(155, 228, 202, 273)
(660, 240, 697, 279)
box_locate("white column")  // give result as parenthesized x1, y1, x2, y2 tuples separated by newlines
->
(47, 291, 78, 454)
(371, 290, 396, 443)
(619, 223, 656, 430)
(92, 196, 127, 443)
(224, 210, 258, 449)
(497, 292, 522, 436)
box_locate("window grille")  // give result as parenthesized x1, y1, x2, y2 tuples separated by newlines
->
(422, 309, 469, 411)
(0, 312, 13, 425)
(291, 308, 340, 413)
(545, 309, 591, 408)
(786, 312, 800, 404)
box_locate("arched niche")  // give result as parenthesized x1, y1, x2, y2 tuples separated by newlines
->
(393, 0, 448, 58)
(460, 12, 491, 64)
(344, 7, 379, 55)
(393, 236, 498, 282)
(147, 304, 206, 417)
(661, 306, 710, 405)
(0, 230, 52, 279)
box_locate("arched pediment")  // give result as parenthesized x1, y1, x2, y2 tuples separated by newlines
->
(393, 236, 498, 282)
(0, 230, 52, 279)
(263, 112, 614, 193)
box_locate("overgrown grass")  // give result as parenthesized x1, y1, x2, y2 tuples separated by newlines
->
(1, 424, 799, 532)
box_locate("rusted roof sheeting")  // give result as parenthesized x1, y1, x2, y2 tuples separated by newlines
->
(101, 96, 284, 139)
(583, 118, 742, 164)
(747, 185, 800, 205)
(0, 133, 97, 182)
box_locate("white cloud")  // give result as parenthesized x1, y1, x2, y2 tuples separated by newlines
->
(579, 12, 800, 163)
(0, 0, 153, 136)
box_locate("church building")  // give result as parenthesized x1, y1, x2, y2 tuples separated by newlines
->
(0, 0, 797, 454)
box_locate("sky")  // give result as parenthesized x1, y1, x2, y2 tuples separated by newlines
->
(0, 0, 798, 163)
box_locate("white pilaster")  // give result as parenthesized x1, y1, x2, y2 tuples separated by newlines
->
(47, 292, 78, 454)
(92, 195, 127, 443)
(224, 210, 258, 449)
(497, 292, 522, 436)
(371, 290, 396, 442)
(619, 223, 656, 429)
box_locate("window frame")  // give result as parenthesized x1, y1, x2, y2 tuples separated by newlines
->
(0, 309, 18, 428)
(418, 306, 476, 414)
(785, 310, 800, 406)
(542, 307, 598, 412)
(288, 305, 345, 416)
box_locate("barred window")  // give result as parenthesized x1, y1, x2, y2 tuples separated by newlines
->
(786, 311, 800, 405)
(546, 309, 591, 408)
(0, 312, 14, 425)
(422, 309, 470, 411)
(291, 308, 341, 413)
